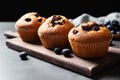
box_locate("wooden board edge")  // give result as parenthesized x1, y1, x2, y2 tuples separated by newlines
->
(6, 38, 92, 77)
(5, 38, 120, 77)
(4, 31, 19, 38)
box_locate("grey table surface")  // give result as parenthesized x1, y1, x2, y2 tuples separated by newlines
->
(0, 22, 120, 80)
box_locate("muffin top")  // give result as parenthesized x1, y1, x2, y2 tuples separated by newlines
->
(68, 22, 112, 42)
(38, 15, 74, 35)
(15, 12, 46, 30)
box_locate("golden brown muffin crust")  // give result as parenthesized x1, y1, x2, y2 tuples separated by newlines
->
(38, 15, 74, 49)
(68, 22, 112, 43)
(38, 15, 74, 36)
(15, 12, 46, 42)
(15, 12, 46, 30)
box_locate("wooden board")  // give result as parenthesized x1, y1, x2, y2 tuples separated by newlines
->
(4, 31, 19, 38)
(5, 37, 120, 77)
(113, 34, 120, 40)
(4, 31, 120, 40)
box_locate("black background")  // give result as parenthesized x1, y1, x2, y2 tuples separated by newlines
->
(0, 0, 120, 21)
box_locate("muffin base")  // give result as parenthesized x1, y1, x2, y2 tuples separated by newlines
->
(17, 29, 40, 43)
(69, 40, 111, 59)
(40, 34, 69, 50)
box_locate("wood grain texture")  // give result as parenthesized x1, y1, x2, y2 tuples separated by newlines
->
(5, 38, 120, 77)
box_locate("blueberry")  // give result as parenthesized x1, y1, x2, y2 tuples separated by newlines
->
(73, 30, 78, 34)
(81, 25, 92, 31)
(51, 15, 64, 26)
(106, 25, 114, 31)
(25, 18, 31, 22)
(62, 48, 71, 57)
(116, 31, 120, 34)
(104, 20, 120, 35)
(38, 18, 42, 23)
(111, 20, 119, 26)
(110, 40, 113, 46)
(19, 51, 28, 60)
(111, 30, 117, 34)
(93, 26, 100, 31)
(54, 48, 62, 55)
(104, 20, 111, 26)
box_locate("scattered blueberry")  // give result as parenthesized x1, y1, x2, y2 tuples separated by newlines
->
(62, 48, 71, 57)
(54, 48, 62, 55)
(19, 51, 28, 60)
(54, 47, 72, 58)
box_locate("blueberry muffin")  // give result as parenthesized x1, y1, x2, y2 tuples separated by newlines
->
(68, 22, 112, 59)
(38, 15, 74, 49)
(15, 12, 46, 43)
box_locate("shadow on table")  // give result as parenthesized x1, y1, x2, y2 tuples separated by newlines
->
(91, 64, 120, 80)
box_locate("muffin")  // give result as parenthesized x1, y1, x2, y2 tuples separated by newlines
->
(38, 15, 74, 49)
(15, 12, 46, 43)
(68, 22, 112, 59)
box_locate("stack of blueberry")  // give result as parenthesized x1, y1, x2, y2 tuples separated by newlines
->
(103, 20, 120, 34)
(103, 19, 120, 46)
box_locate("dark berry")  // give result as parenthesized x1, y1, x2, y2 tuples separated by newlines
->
(116, 31, 120, 34)
(52, 15, 62, 21)
(51, 15, 65, 26)
(110, 40, 113, 46)
(111, 30, 117, 34)
(104, 20, 111, 26)
(104, 20, 120, 35)
(54, 48, 62, 55)
(38, 18, 42, 23)
(93, 26, 100, 31)
(111, 20, 119, 26)
(106, 25, 114, 31)
(56, 22, 63, 25)
(81, 25, 92, 31)
(34, 13, 40, 17)
(19, 51, 28, 60)
(62, 48, 71, 57)
(73, 30, 78, 34)
(25, 18, 31, 22)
